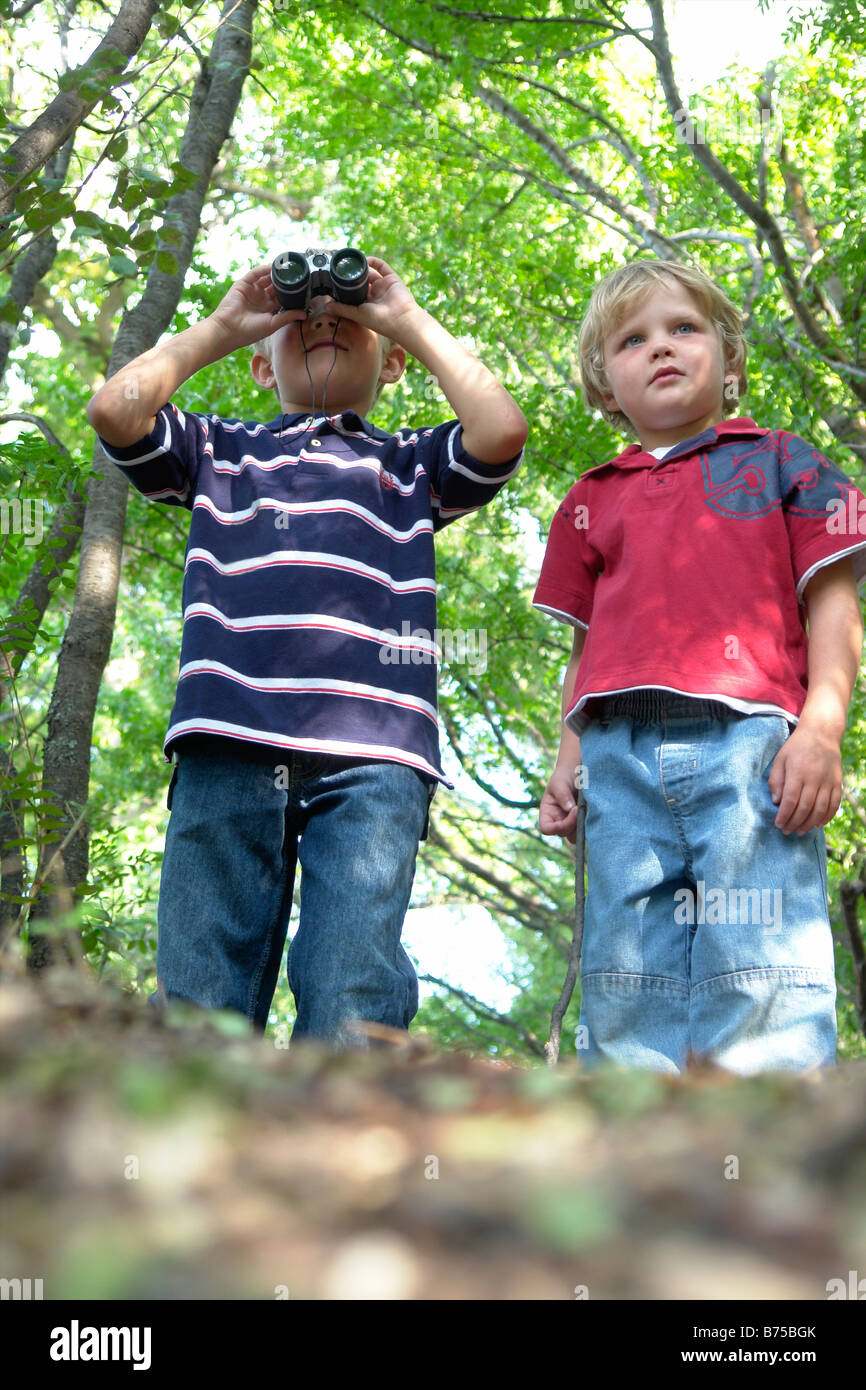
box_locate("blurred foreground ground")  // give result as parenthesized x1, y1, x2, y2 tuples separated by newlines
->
(1, 970, 864, 1300)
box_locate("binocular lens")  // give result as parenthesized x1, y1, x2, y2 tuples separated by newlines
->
(331, 250, 366, 284)
(273, 252, 308, 287)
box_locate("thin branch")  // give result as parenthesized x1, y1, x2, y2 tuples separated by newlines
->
(426, 822, 566, 944)
(774, 328, 866, 384)
(665, 229, 765, 314)
(496, 70, 658, 216)
(0, 412, 67, 449)
(436, 807, 564, 907)
(439, 705, 535, 810)
(122, 541, 185, 573)
(647, 0, 862, 402)
(420, 971, 546, 1057)
(476, 82, 678, 260)
(838, 879, 866, 1035)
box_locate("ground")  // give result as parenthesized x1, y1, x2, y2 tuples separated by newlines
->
(1, 967, 864, 1300)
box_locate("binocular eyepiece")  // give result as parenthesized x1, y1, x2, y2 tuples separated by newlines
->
(271, 246, 369, 312)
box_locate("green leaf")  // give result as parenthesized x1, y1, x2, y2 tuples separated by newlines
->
(119, 186, 148, 212)
(130, 227, 157, 251)
(108, 254, 138, 277)
(72, 210, 104, 230)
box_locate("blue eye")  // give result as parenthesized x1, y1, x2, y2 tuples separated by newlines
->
(621, 321, 698, 347)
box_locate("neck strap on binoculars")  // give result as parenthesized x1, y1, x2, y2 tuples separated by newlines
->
(279, 315, 341, 433)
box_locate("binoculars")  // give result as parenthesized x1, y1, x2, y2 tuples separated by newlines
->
(271, 246, 369, 312)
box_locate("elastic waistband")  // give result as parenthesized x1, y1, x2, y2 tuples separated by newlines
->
(589, 690, 746, 724)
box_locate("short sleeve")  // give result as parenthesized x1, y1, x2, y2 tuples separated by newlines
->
(94, 401, 209, 510)
(532, 484, 598, 628)
(411, 420, 523, 532)
(778, 432, 866, 599)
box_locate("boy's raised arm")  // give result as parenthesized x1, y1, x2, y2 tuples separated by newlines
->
(395, 310, 527, 463)
(86, 263, 305, 448)
(318, 256, 528, 464)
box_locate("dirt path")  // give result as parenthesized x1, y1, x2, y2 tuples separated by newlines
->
(1, 973, 863, 1300)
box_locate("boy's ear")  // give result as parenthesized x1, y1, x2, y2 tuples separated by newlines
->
(250, 351, 276, 390)
(378, 341, 407, 386)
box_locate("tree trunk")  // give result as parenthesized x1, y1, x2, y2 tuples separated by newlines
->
(28, 0, 259, 969)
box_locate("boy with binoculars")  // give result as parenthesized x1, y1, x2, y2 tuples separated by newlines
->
(86, 250, 526, 1048)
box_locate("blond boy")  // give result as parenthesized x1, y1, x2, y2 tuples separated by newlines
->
(535, 260, 866, 1073)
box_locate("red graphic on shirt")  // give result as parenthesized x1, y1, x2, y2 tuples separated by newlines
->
(780, 437, 850, 517)
(699, 437, 777, 518)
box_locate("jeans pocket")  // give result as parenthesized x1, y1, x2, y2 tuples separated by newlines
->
(759, 714, 792, 782)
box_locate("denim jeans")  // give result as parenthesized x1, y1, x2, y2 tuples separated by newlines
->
(577, 693, 837, 1074)
(151, 739, 432, 1047)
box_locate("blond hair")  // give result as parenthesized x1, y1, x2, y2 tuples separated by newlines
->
(578, 260, 748, 428)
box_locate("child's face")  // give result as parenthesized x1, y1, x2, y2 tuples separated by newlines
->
(600, 284, 732, 449)
(252, 296, 404, 416)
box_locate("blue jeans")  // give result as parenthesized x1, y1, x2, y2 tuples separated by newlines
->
(577, 694, 837, 1074)
(152, 740, 432, 1047)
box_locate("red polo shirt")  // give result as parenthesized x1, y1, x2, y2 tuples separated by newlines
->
(533, 418, 866, 733)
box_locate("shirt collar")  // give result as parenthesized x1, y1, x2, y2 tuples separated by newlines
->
(266, 409, 392, 440)
(601, 417, 766, 472)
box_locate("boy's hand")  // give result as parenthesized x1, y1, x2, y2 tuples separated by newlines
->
(209, 262, 308, 351)
(308, 256, 420, 342)
(539, 762, 581, 843)
(767, 724, 843, 835)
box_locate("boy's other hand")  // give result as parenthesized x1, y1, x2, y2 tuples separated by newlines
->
(540, 764, 581, 843)
(767, 723, 843, 835)
(209, 262, 308, 351)
(309, 256, 420, 342)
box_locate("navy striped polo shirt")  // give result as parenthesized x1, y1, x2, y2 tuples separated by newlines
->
(97, 404, 523, 784)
